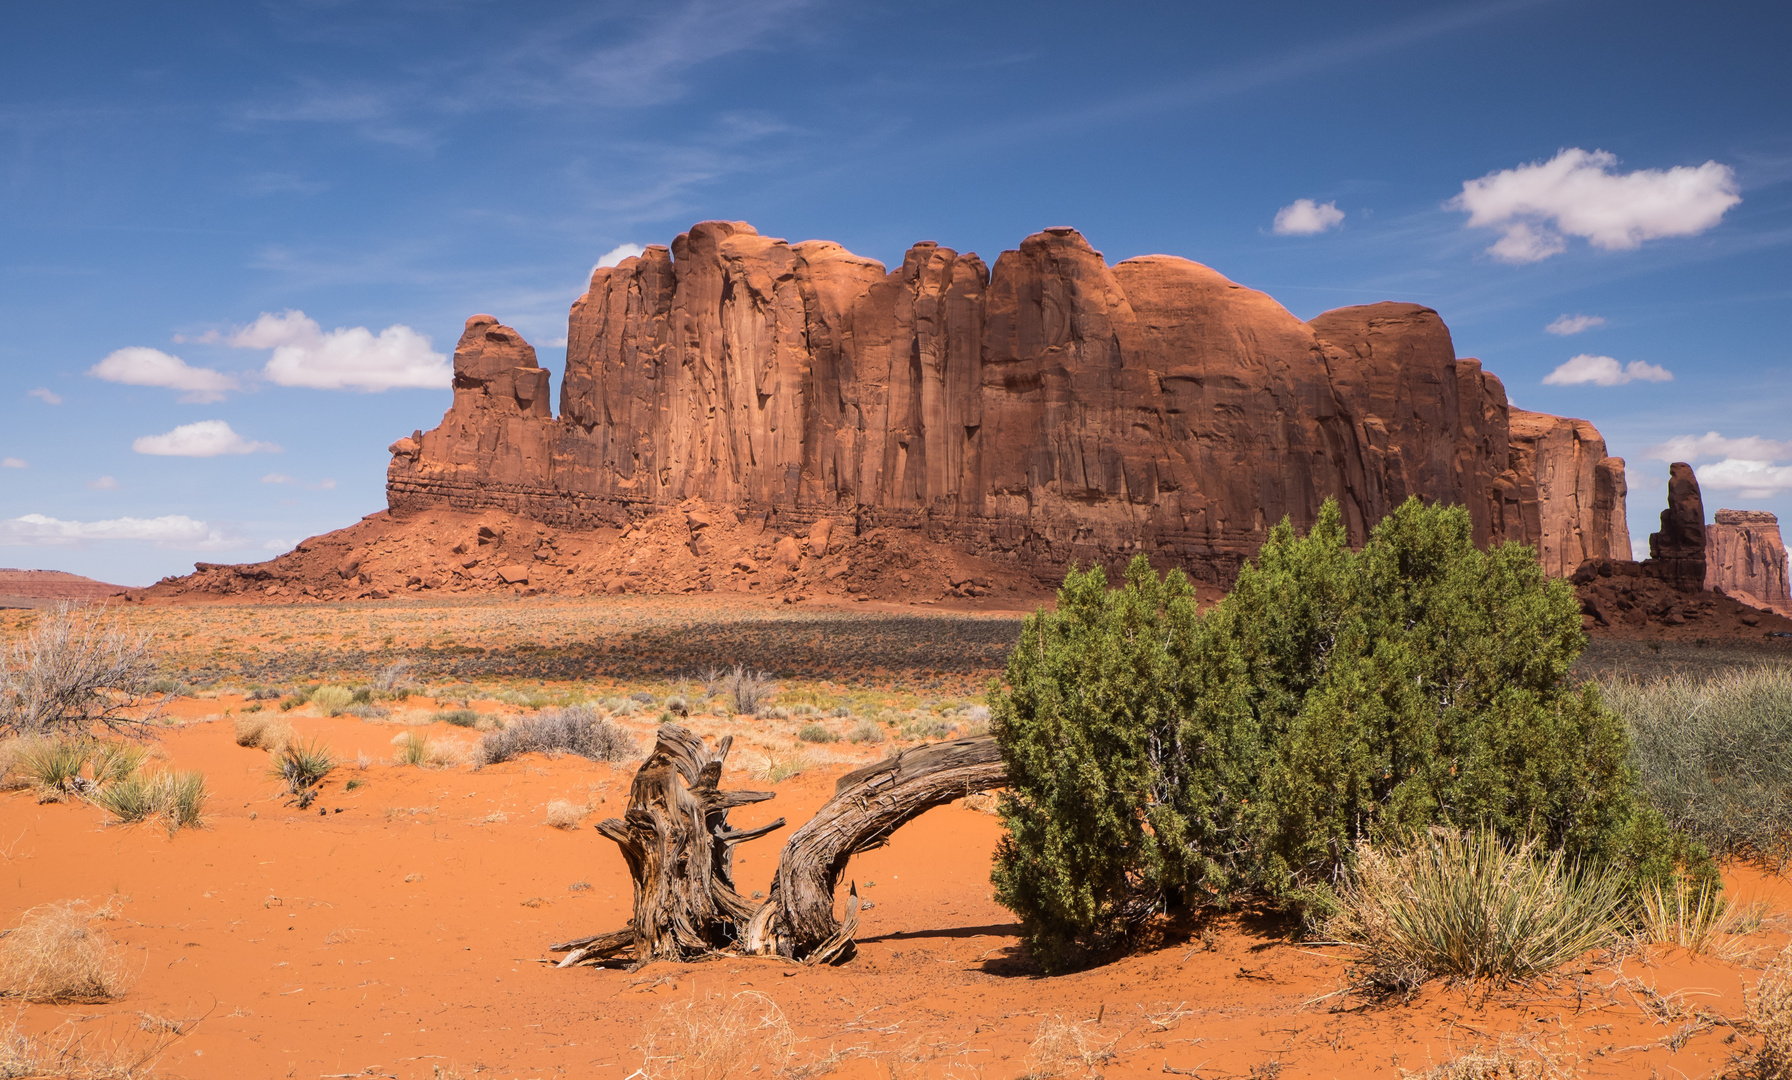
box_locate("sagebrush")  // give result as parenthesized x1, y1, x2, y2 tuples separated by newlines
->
(476, 706, 634, 766)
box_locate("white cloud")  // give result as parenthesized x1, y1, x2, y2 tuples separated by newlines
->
(1272, 199, 1345, 236)
(1645, 431, 1792, 463)
(133, 420, 280, 457)
(595, 243, 647, 270)
(28, 387, 61, 405)
(1545, 314, 1605, 336)
(1695, 459, 1792, 499)
(263, 538, 297, 553)
(1630, 536, 1650, 562)
(1, 458, 24, 469)
(0, 513, 238, 549)
(87, 476, 120, 491)
(1541, 354, 1673, 387)
(229, 310, 449, 392)
(260, 472, 335, 490)
(1451, 148, 1741, 263)
(89, 347, 241, 403)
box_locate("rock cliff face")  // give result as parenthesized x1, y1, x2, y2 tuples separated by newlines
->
(387, 221, 1630, 584)
(1707, 509, 1792, 615)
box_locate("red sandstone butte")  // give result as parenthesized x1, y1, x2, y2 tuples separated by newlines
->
(384, 222, 1630, 586)
(1707, 509, 1792, 616)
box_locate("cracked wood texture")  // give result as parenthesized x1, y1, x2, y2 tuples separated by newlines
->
(750, 734, 1007, 958)
(560, 727, 1008, 966)
(592, 725, 782, 965)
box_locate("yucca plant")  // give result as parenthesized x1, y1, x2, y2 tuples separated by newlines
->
(88, 741, 146, 786)
(1325, 829, 1627, 990)
(395, 732, 430, 766)
(94, 776, 156, 823)
(156, 771, 207, 832)
(270, 738, 334, 808)
(16, 739, 91, 799)
(1639, 872, 1764, 958)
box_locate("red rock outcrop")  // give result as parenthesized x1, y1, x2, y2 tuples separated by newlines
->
(1647, 462, 1708, 591)
(1707, 509, 1792, 616)
(386, 221, 1629, 586)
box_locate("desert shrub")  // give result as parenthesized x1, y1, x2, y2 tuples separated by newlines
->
(601, 696, 641, 717)
(434, 709, 480, 728)
(757, 706, 790, 721)
(1608, 667, 1792, 862)
(246, 686, 284, 701)
(309, 685, 355, 716)
(828, 705, 851, 718)
(900, 715, 953, 741)
(240, 702, 263, 714)
(722, 665, 772, 715)
(796, 722, 835, 744)
(664, 695, 690, 717)
(630, 691, 656, 705)
(0, 603, 161, 738)
(495, 689, 554, 709)
(344, 703, 390, 720)
(0, 901, 130, 1003)
(1325, 830, 1626, 990)
(373, 661, 413, 694)
(278, 693, 308, 711)
(991, 499, 1690, 972)
(789, 703, 822, 718)
(271, 738, 334, 807)
(846, 720, 885, 744)
(476, 705, 635, 767)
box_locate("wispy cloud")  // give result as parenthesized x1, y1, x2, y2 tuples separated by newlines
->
(1, 458, 25, 469)
(28, 387, 61, 404)
(1545, 314, 1605, 335)
(261, 472, 336, 490)
(87, 476, 119, 490)
(0, 512, 241, 549)
(1645, 432, 1792, 463)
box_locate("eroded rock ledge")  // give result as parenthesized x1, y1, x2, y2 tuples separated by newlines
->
(385, 221, 1630, 587)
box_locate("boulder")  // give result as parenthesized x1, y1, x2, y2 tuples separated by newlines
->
(496, 564, 530, 585)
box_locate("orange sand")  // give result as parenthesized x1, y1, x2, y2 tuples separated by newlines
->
(5, 701, 1790, 1078)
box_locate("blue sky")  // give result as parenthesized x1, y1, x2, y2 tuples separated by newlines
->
(3, 0, 1789, 585)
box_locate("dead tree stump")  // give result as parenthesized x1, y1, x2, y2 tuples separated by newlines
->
(554, 726, 1006, 968)
(571, 725, 783, 967)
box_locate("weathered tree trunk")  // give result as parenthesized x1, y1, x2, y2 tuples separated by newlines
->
(576, 725, 784, 966)
(743, 735, 1005, 960)
(554, 726, 1006, 968)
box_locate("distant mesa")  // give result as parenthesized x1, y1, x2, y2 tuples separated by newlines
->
(1707, 509, 1792, 618)
(148, 220, 1684, 608)
(0, 568, 128, 609)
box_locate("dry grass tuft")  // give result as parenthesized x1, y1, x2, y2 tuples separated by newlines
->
(544, 799, 587, 829)
(232, 714, 294, 751)
(1326, 830, 1625, 992)
(638, 990, 794, 1080)
(1743, 943, 1792, 1079)
(1023, 1015, 1120, 1079)
(1639, 872, 1768, 959)
(0, 900, 131, 1003)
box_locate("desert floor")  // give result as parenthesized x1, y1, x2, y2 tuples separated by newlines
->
(4, 595, 1792, 1079)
